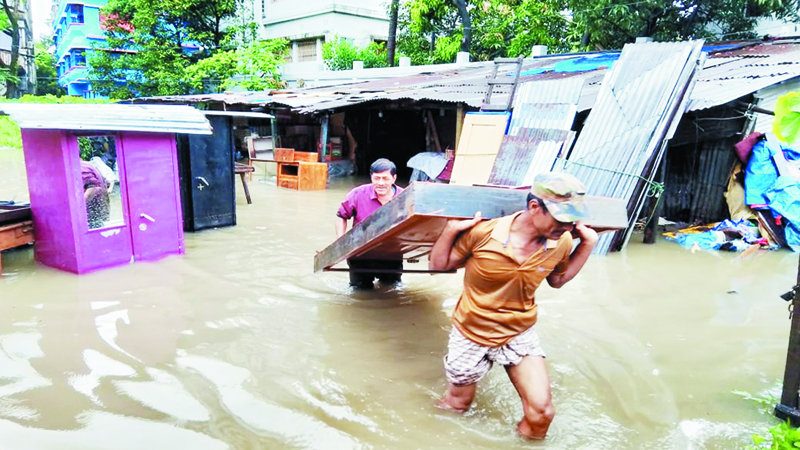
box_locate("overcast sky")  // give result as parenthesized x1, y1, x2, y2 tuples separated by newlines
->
(31, 0, 53, 41)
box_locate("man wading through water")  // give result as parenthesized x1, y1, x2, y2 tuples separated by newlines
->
(429, 172, 598, 439)
(336, 158, 404, 289)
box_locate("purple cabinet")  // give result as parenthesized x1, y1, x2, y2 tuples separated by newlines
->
(21, 130, 186, 274)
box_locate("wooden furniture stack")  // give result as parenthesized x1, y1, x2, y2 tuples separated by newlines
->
(274, 148, 328, 191)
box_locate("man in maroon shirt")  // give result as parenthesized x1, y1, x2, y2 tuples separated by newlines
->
(336, 158, 405, 289)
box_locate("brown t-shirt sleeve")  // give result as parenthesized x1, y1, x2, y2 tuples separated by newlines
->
(449, 221, 487, 269)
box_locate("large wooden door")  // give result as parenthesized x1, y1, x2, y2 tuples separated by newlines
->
(120, 134, 184, 261)
(449, 112, 510, 186)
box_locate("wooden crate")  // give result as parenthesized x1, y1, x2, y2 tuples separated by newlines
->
(277, 162, 328, 191)
(294, 151, 319, 162)
(298, 162, 327, 190)
(274, 148, 295, 162)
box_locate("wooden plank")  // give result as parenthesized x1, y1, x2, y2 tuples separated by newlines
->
(314, 182, 628, 273)
(449, 113, 510, 186)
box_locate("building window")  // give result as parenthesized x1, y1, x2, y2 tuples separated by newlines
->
(296, 39, 317, 62)
(67, 4, 84, 24)
(261, 0, 266, 18)
(73, 50, 86, 66)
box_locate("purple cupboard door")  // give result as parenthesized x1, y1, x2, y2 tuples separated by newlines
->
(119, 133, 185, 261)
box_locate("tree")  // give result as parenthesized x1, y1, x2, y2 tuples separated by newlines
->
(0, 0, 23, 97)
(322, 37, 389, 71)
(569, 0, 800, 51)
(396, 0, 461, 64)
(387, 0, 400, 66)
(396, 0, 571, 63)
(452, 0, 471, 53)
(89, 0, 267, 98)
(184, 39, 288, 92)
(34, 39, 62, 96)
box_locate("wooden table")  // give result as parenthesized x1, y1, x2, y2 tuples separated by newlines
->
(0, 220, 34, 275)
(235, 162, 255, 204)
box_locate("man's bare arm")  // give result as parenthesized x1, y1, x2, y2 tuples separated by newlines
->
(547, 223, 598, 288)
(335, 216, 348, 238)
(429, 212, 482, 271)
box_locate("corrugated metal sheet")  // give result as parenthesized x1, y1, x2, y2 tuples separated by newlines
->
(0, 104, 213, 134)
(663, 137, 740, 224)
(560, 40, 706, 254)
(488, 77, 584, 186)
(687, 53, 800, 111)
(488, 130, 570, 185)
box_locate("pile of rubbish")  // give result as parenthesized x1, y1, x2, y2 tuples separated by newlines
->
(666, 133, 800, 252)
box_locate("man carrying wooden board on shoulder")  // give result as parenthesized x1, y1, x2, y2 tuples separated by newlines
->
(429, 172, 597, 439)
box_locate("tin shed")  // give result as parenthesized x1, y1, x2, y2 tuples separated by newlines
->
(0, 104, 212, 274)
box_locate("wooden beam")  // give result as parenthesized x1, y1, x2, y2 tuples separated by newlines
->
(426, 110, 442, 153)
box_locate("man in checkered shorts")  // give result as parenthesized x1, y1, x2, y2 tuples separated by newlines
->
(429, 172, 598, 439)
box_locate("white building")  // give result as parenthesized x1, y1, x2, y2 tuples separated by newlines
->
(258, 0, 390, 78)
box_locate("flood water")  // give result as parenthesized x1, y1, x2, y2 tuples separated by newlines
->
(1, 145, 797, 449)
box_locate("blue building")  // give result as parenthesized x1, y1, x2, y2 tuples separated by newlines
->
(53, 0, 108, 97)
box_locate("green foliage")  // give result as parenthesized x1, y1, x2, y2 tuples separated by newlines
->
(0, 95, 107, 148)
(89, 0, 287, 98)
(751, 420, 800, 449)
(34, 39, 62, 96)
(322, 37, 389, 71)
(184, 39, 288, 91)
(395, 0, 800, 62)
(733, 389, 780, 415)
(773, 91, 800, 146)
(78, 137, 94, 161)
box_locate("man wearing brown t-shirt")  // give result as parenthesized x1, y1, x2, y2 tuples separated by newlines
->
(429, 172, 598, 440)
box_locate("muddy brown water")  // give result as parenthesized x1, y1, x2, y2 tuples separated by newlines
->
(0, 146, 797, 449)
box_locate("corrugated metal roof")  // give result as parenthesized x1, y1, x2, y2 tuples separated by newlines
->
(687, 50, 800, 111)
(561, 40, 706, 254)
(201, 110, 275, 119)
(134, 39, 800, 116)
(0, 104, 213, 134)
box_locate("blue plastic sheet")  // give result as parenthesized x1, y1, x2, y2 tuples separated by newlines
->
(766, 175, 800, 252)
(745, 141, 800, 206)
(712, 219, 761, 243)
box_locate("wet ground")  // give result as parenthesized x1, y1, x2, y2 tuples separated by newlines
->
(0, 146, 797, 449)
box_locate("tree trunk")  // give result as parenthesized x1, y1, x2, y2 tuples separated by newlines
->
(453, 0, 471, 53)
(386, 0, 399, 66)
(2, 0, 20, 98)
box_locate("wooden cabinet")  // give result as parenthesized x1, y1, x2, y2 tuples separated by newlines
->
(277, 162, 328, 190)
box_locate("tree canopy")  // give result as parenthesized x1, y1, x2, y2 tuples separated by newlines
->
(395, 0, 800, 64)
(0, 0, 24, 97)
(89, 0, 287, 99)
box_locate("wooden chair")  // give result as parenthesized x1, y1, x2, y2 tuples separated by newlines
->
(246, 136, 275, 180)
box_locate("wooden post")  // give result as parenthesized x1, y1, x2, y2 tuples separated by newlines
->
(776, 254, 800, 426)
(270, 115, 279, 148)
(320, 114, 329, 160)
(426, 110, 442, 153)
(643, 156, 666, 244)
(455, 103, 465, 151)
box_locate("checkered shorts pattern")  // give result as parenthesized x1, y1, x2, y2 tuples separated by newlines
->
(444, 326, 546, 386)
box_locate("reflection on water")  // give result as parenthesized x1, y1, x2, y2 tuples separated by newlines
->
(0, 145, 797, 449)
